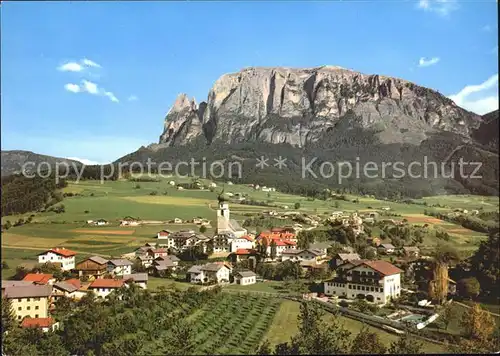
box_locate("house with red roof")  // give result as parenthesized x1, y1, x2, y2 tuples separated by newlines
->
(257, 236, 297, 260)
(22, 273, 56, 285)
(38, 248, 76, 271)
(89, 278, 125, 299)
(324, 260, 403, 305)
(21, 317, 59, 332)
(229, 235, 255, 253)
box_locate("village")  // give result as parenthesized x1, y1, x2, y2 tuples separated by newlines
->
(1, 197, 466, 339)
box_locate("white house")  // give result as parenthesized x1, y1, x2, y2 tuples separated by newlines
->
(188, 263, 231, 284)
(324, 260, 403, 305)
(120, 217, 140, 226)
(230, 236, 255, 253)
(173, 218, 183, 224)
(95, 219, 108, 226)
(38, 248, 76, 271)
(123, 273, 148, 289)
(157, 230, 172, 239)
(107, 259, 133, 276)
(260, 239, 297, 259)
(89, 279, 125, 299)
(234, 270, 257, 285)
(21, 318, 60, 333)
(52, 281, 87, 301)
(162, 230, 203, 251)
(168, 180, 176, 186)
(209, 182, 217, 188)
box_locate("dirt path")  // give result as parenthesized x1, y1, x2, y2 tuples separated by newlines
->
(1, 244, 112, 258)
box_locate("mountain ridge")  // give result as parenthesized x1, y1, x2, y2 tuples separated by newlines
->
(156, 66, 481, 149)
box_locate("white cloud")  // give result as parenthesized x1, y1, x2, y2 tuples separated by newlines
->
(416, 0, 458, 16)
(418, 57, 440, 67)
(104, 91, 119, 103)
(128, 95, 138, 101)
(66, 157, 107, 165)
(82, 80, 99, 95)
(81, 58, 101, 68)
(58, 62, 83, 72)
(449, 74, 499, 115)
(64, 83, 81, 93)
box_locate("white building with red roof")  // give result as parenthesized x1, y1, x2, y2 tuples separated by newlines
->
(324, 260, 403, 305)
(38, 248, 76, 271)
(89, 278, 125, 299)
(229, 235, 255, 253)
(21, 317, 59, 332)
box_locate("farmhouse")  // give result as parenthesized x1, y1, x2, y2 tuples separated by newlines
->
(52, 280, 87, 300)
(147, 248, 169, 259)
(234, 271, 257, 285)
(150, 255, 180, 275)
(281, 249, 327, 262)
(120, 216, 140, 226)
(107, 259, 133, 276)
(324, 260, 403, 305)
(3, 284, 52, 320)
(21, 317, 59, 333)
(136, 254, 154, 268)
(402, 246, 420, 258)
(123, 273, 149, 289)
(308, 242, 332, 255)
(89, 219, 108, 226)
(38, 248, 76, 271)
(331, 253, 361, 269)
(89, 279, 124, 299)
(378, 243, 396, 254)
(188, 263, 232, 284)
(75, 256, 109, 278)
(22, 273, 56, 285)
(173, 218, 183, 224)
(216, 202, 248, 238)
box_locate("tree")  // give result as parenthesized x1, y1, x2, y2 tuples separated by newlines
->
(388, 333, 423, 354)
(294, 202, 301, 210)
(438, 303, 456, 331)
(460, 303, 496, 341)
(199, 225, 207, 234)
(470, 229, 499, 297)
(1, 296, 16, 334)
(256, 340, 272, 355)
(457, 277, 480, 299)
(334, 201, 340, 209)
(270, 240, 277, 261)
(351, 327, 387, 354)
(4, 220, 12, 230)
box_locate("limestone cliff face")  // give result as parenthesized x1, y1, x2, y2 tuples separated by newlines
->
(159, 66, 481, 147)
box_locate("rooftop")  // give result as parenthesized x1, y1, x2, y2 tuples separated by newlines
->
(108, 259, 133, 266)
(21, 317, 56, 329)
(236, 270, 257, 278)
(89, 279, 124, 289)
(22, 273, 54, 285)
(4, 284, 52, 299)
(39, 247, 76, 257)
(123, 273, 148, 283)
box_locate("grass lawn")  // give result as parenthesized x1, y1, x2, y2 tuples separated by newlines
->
(147, 277, 195, 291)
(264, 300, 447, 353)
(224, 281, 285, 294)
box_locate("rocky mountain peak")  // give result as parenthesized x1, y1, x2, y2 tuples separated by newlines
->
(158, 66, 481, 148)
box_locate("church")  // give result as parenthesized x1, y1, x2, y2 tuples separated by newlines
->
(212, 202, 251, 253)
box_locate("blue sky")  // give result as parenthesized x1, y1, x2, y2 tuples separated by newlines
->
(1, 0, 498, 164)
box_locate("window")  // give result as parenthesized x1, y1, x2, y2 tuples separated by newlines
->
(35, 314, 39, 318)
(27, 306, 31, 310)
(18, 299, 22, 302)
(35, 306, 39, 310)
(17, 316, 21, 320)
(377, 297, 381, 300)
(34, 298, 40, 301)
(18, 307, 22, 311)
(27, 298, 30, 302)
